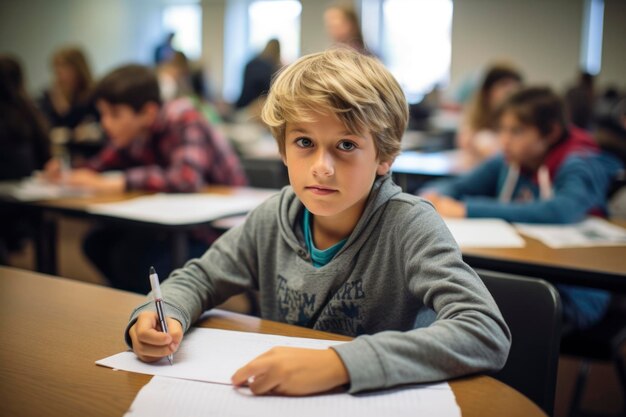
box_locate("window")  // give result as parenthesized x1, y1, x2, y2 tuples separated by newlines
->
(363, 0, 453, 103)
(580, 0, 604, 75)
(249, 0, 301, 64)
(162, 3, 203, 60)
(223, 0, 301, 102)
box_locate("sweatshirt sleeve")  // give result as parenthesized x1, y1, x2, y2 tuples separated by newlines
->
(331, 202, 511, 393)
(123, 202, 266, 347)
(422, 156, 503, 199)
(464, 155, 619, 223)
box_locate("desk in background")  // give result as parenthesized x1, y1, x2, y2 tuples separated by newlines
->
(0, 186, 275, 275)
(0, 266, 546, 417)
(461, 220, 626, 293)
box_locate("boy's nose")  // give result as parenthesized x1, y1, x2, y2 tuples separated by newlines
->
(312, 151, 334, 177)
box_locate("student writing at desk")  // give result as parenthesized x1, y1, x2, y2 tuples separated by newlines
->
(0, 55, 50, 263)
(43, 64, 247, 293)
(126, 49, 511, 396)
(422, 87, 624, 332)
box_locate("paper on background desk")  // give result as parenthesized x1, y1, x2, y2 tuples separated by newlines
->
(96, 328, 345, 384)
(0, 177, 91, 201)
(515, 217, 626, 248)
(124, 376, 461, 417)
(88, 192, 274, 225)
(443, 218, 526, 248)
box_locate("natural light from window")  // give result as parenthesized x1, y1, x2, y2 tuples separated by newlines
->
(162, 4, 203, 60)
(381, 0, 453, 103)
(248, 0, 301, 64)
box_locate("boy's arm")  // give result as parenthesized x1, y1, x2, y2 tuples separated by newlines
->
(123, 203, 264, 347)
(124, 123, 247, 192)
(421, 156, 503, 199)
(331, 203, 512, 393)
(463, 155, 621, 223)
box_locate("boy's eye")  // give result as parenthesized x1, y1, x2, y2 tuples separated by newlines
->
(337, 141, 356, 151)
(295, 137, 313, 148)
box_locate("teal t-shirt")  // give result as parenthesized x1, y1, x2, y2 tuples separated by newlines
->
(303, 208, 347, 268)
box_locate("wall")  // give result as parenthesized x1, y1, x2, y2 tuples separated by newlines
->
(1, 0, 623, 98)
(0, 0, 162, 94)
(598, 0, 626, 89)
(450, 0, 584, 92)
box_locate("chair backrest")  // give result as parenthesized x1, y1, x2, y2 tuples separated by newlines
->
(475, 269, 562, 416)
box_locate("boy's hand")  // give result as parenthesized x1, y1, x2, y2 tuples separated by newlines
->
(64, 169, 125, 194)
(129, 311, 183, 363)
(231, 347, 349, 396)
(42, 158, 63, 181)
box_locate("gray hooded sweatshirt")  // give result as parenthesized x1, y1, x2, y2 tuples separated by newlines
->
(126, 174, 511, 393)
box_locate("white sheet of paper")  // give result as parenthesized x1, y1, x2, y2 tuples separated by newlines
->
(0, 177, 91, 201)
(88, 192, 275, 225)
(515, 217, 626, 248)
(124, 376, 461, 417)
(96, 328, 345, 384)
(443, 218, 526, 248)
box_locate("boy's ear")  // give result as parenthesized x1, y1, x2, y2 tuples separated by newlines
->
(547, 122, 564, 144)
(140, 102, 160, 125)
(376, 159, 392, 176)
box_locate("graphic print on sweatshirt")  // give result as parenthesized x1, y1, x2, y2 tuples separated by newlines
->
(277, 274, 366, 335)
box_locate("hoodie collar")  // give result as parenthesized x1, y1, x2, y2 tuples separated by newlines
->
(277, 173, 402, 257)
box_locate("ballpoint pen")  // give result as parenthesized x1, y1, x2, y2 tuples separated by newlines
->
(149, 266, 174, 365)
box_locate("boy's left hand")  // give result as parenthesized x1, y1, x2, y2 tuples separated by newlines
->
(63, 169, 125, 194)
(231, 347, 349, 396)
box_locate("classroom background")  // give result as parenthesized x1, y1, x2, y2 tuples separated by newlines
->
(1, 1, 625, 416)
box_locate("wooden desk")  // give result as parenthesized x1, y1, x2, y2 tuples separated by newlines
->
(462, 220, 626, 292)
(0, 267, 546, 417)
(2, 186, 275, 275)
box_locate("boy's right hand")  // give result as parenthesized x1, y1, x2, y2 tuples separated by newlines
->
(129, 311, 183, 363)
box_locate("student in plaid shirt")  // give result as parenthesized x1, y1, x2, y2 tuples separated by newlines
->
(44, 64, 247, 293)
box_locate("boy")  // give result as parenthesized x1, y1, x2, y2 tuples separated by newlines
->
(127, 49, 510, 395)
(45, 64, 247, 293)
(423, 87, 623, 330)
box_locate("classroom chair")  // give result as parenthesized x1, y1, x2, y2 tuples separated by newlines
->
(476, 269, 562, 416)
(560, 295, 626, 417)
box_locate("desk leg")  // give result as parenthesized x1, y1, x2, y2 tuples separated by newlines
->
(35, 213, 58, 275)
(171, 231, 188, 269)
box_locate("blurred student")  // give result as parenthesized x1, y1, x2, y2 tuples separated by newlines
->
(457, 63, 523, 160)
(323, 4, 369, 54)
(422, 87, 623, 331)
(154, 32, 177, 65)
(564, 71, 595, 131)
(594, 93, 626, 218)
(38, 47, 100, 148)
(44, 64, 247, 292)
(235, 39, 282, 115)
(157, 51, 222, 125)
(126, 48, 510, 396)
(0, 55, 50, 262)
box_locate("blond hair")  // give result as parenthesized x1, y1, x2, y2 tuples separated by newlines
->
(261, 48, 408, 162)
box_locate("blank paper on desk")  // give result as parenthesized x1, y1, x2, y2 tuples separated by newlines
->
(88, 192, 274, 225)
(96, 328, 345, 384)
(125, 376, 461, 417)
(443, 218, 525, 248)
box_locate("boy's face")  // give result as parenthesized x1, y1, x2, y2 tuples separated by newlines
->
(283, 111, 390, 223)
(96, 100, 155, 148)
(498, 111, 550, 170)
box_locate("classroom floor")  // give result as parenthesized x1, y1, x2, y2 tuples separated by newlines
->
(5, 218, 625, 417)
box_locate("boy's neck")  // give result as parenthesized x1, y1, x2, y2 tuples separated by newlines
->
(310, 202, 365, 250)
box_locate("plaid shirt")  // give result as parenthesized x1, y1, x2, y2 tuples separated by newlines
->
(85, 98, 247, 192)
